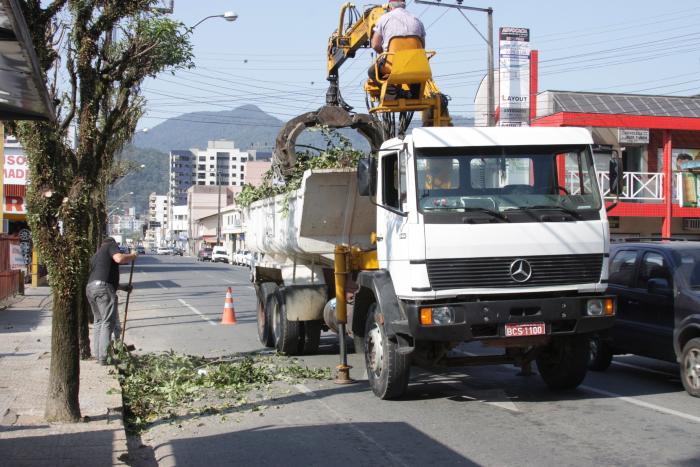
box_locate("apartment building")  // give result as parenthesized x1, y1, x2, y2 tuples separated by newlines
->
(146, 193, 169, 247)
(168, 140, 256, 207)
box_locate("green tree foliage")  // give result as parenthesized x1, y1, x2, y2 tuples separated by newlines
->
(11, 0, 193, 422)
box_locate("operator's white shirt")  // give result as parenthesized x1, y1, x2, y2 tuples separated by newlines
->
(374, 7, 426, 52)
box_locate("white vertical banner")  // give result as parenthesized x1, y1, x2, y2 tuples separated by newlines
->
(499, 27, 531, 127)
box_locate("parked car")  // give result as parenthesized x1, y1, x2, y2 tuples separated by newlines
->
(172, 247, 184, 256)
(233, 249, 249, 266)
(118, 245, 129, 254)
(197, 247, 213, 262)
(212, 246, 229, 263)
(590, 240, 700, 397)
(135, 246, 146, 255)
(156, 246, 172, 255)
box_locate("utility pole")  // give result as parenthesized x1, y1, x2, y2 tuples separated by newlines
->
(415, 1, 495, 125)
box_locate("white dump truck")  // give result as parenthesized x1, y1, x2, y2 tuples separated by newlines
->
(246, 126, 616, 399)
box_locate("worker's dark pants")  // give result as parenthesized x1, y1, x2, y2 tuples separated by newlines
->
(86, 282, 118, 364)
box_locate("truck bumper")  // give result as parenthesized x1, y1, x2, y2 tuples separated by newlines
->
(398, 295, 615, 342)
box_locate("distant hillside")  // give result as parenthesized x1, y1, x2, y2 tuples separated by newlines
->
(108, 145, 169, 214)
(134, 104, 473, 153)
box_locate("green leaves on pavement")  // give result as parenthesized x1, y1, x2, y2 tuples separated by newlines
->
(116, 350, 330, 433)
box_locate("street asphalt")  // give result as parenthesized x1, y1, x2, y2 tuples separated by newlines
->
(122, 254, 700, 467)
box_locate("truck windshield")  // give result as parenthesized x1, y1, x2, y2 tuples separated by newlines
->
(415, 145, 602, 216)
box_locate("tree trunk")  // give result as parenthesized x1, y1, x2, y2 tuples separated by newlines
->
(45, 292, 81, 422)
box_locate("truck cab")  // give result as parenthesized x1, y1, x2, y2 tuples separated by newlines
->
(354, 127, 615, 398)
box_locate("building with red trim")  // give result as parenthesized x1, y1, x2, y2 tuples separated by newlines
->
(529, 51, 700, 239)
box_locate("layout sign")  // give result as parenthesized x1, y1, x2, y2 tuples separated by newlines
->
(499, 27, 531, 127)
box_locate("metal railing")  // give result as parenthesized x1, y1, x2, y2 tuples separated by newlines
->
(568, 171, 682, 202)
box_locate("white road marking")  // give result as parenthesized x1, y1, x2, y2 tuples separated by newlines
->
(611, 361, 677, 378)
(580, 385, 700, 424)
(156, 282, 168, 290)
(177, 298, 218, 326)
(446, 384, 520, 412)
(295, 384, 409, 467)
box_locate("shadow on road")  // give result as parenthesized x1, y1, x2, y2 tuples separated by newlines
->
(151, 422, 476, 466)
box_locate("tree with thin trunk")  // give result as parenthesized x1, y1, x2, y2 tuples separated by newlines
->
(10, 0, 192, 422)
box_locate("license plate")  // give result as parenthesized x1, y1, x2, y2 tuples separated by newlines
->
(504, 322, 546, 337)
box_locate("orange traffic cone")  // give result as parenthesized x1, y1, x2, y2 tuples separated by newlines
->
(221, 287, 237, 325)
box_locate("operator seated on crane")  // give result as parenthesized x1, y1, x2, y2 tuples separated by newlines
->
(368, 0, 426, 98)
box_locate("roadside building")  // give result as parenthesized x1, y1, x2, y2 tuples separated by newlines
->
(221, 205, 244, 258)
(244, 160, 272, 187)
(146, 193, 169, 248)
(186, 185, 239, 255)
(170, 205, 189, 251)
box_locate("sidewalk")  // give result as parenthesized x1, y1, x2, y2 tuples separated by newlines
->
(0, 288, 129, 466)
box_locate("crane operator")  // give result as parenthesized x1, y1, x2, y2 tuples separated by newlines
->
(368, 0, 426, 87)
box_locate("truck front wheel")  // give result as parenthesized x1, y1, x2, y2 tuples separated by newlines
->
(536, 335, 589, 390)
(364, 304, 410, 399)
(271, 289, 303, 356)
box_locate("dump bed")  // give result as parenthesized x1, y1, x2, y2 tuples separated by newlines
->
(245, 168, 375, 263)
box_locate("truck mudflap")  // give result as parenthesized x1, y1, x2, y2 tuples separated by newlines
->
(401, 295, 615, 342)
(280, 285, 327, 321)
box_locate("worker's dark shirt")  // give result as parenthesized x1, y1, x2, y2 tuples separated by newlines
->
(88, 241, 120, 288)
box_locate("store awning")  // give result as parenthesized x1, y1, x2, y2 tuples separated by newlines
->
(0, 0, 54, 120)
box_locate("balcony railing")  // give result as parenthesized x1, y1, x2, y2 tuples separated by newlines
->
(568, 171, 685, 203)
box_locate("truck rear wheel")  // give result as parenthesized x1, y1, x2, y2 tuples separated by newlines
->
(271, 289, 303, 356)
(364, 304, 410, 399)
(536, 335, 589, 390)
(300, 320, 322, 355)
(256, 283, 277, 348)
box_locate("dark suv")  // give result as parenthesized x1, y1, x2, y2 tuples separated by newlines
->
(590, 240, 700, 397)
(197, 247, 213, 262)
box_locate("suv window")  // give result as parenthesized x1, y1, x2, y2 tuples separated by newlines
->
(609, 250, 637, 286)
(638, 252, 671, 289)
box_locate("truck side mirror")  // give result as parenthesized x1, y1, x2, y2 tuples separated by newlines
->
(358, 157, 377, 197)
(609, 157, 624, 196)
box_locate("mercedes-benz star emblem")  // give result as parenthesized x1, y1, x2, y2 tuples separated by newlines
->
(509, 259, 532, 283)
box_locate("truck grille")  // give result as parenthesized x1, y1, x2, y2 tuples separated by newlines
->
(426, 254, 603, 290)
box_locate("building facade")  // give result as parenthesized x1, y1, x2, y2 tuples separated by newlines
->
(146, 193, 169, 248)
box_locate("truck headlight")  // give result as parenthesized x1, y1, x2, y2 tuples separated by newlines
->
(420, 306, 455, 325)
(587, 299, 603, 316)
(586, 298, 615, 316)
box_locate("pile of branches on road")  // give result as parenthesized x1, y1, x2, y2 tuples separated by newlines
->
(114, 349, 330, 433)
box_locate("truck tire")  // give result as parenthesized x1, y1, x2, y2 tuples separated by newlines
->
(536, 335, 589, 391)
(680, 337, 700, 398)
(364, 304, 410, 399)
(588, 334, 613, 371)
(256, 283, 277, 348)
(271, 289, 303, 356)
(300, 320, 322, 355)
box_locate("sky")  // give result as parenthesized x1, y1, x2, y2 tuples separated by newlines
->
(140, 0, 700, 133)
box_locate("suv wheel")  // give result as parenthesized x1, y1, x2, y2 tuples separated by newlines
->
(588, 334, 613, 371)
(681, 338, 700, 397)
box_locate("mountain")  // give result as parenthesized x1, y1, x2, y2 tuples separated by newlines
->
(108, 145, 169, 214)
(133, 104, 474, 153)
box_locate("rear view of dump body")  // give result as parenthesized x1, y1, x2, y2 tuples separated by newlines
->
(247, 126, 617, 400)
